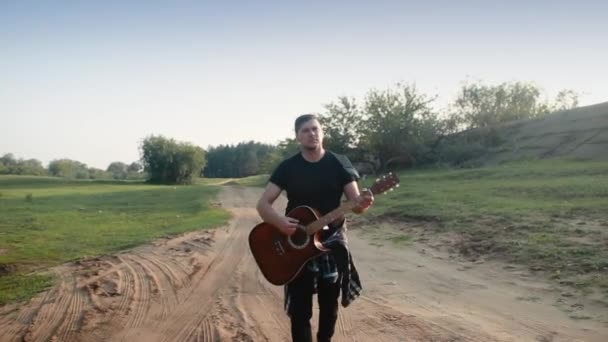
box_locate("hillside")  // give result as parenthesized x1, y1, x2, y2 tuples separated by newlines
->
(441, 101, 608, 165)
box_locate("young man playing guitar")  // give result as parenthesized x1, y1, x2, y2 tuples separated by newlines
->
(256, 114, 374, 342)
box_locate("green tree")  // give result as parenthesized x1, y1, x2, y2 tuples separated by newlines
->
(359, 83, 437, 169)
(107, 162, 128, 179)
(140, 135, 206, 184)
(451, 81, 579, 129)
(204, 145, 232, 178)
(203, 141, 277, 178)
(553, 89, 579, 111)
(48, 159, 89, 178)
(127, 162, 142, 173)
(0, 154, 46, 175)
(18, 159, 46, 176)
(258, 138, 300, 174)
(0, 153, 17, 174)
(319, 97, 363, 155)
(88, 167, 110, 179)
(239, 144, 259, 177)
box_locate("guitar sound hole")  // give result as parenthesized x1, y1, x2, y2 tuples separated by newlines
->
(289, 226, 309, 248)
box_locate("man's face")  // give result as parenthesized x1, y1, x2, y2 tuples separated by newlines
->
(296, 119, 324, 150)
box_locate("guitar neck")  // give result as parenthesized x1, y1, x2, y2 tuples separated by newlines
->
(305, 200, 358, 235)
(303, 172, 399, 236)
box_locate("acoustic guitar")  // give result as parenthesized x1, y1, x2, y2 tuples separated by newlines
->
(249, 173, 400, 285)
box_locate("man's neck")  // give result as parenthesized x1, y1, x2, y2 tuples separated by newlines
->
(301, 147, 325, 162)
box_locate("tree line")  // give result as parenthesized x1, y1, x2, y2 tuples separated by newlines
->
(0, 153, 143, 180)
(1, 80, 579, 184)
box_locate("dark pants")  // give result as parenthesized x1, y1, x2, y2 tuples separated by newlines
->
(287, 268, 341, 342)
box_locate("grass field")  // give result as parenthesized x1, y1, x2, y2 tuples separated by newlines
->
(0, 176, 230, 304)
(363, 159, 608, 299)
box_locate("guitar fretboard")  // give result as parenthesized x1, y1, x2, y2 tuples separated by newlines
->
(302, 173, 398, 236)
(305, 200, 358, 235)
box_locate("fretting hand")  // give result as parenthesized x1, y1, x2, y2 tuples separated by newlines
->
(353, 189, 374, 213)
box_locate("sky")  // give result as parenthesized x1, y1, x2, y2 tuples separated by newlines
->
(2, 0, 607, 169)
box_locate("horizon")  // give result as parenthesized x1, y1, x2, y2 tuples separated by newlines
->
(2, 1, 607, 169)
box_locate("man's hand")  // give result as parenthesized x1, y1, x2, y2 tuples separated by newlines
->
(353, 189, 374, 214)
(278, 216, 299, 236)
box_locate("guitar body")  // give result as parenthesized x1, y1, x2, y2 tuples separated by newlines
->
(249, 206, 330, 286)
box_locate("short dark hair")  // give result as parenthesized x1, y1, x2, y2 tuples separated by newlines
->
(294, 114, 318, 133)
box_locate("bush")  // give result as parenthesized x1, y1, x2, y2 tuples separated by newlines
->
(140, 135, 206, 184)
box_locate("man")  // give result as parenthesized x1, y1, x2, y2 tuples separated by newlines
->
(256, 114, 374, 342)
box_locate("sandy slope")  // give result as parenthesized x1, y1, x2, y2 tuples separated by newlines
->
(1, 186, 606, 341)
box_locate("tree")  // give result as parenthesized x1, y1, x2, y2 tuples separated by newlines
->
(553, 89, 579, 111)
(0, 154, 45, 175)
(127, 162, 142, 173)
(258, 138, 299, 174)
(238, 143, 259, 177)
(0, 153, 17, 174)
(107, 162, 128, 179)
(203, 141, 277, 178)
(18, 159, 46, 176)
(319, 97, 363, 155)
(48, 159, 89, 178)
(451, 81, 579, 129)
(204, 145, 233, 178)
(140, 135, 206, 184)
(88, 167, 110, 179)
(359, 83, 438, 169)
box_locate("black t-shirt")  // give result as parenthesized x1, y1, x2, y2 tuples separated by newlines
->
(269, 151, 359, 215)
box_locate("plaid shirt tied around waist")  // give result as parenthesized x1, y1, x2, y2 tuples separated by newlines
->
(284, 224, 362, 312)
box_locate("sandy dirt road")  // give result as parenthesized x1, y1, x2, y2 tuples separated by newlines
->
(1, 186, 606, 341)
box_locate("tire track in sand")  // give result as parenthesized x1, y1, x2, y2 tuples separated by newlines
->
(121, 255, 152, 329)
(211, 214, 291, 341)
(55, 280, 86, 342)
(21, 270, 84, 342)
(158, 234, 241, 340)
(129, 255, 171, 321)
(0, 286, 56, 341)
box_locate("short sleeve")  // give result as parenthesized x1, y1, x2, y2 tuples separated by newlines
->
(269, 160, 289, 190)
(335, 153, 360, 187)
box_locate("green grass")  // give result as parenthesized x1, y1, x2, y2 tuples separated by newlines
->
(368, 160, 608, 221)
(0, 175, 230, 305)
(364, 159, 608, 297)
(0, 274, 54, 304)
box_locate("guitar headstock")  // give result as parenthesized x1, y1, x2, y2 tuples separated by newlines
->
(369, 172, 400, 195)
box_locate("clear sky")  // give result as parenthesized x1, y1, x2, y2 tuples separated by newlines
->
(2, 1, 607, 169)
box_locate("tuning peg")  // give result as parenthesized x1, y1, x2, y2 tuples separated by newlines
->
(389, 188, 394, 191)
(395, 184, 400, 188)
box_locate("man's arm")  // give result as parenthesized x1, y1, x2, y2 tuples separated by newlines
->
(256, 182, 299, 235)
(343, 181, 374, 214)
